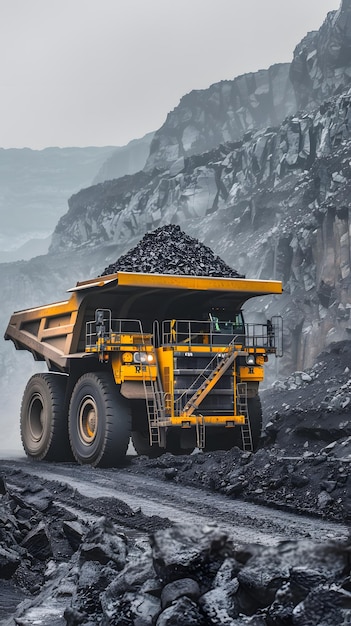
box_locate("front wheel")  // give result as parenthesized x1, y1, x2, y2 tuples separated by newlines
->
(20, 373, 71, 462)
(68, 372, 131, 467)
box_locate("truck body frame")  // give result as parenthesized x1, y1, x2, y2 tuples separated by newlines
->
(5, 271, 283, 466)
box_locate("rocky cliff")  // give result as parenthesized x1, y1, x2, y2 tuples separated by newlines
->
(145, 63, 296, 172)
(290, 0, 351, 110)
(49, 88, 351, 373)
(145, 1, 351, 173)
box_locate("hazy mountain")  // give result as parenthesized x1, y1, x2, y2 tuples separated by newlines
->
(0, 146, 117, 260)
(93, 132, 154, 184)
(0, 136, 154, 262)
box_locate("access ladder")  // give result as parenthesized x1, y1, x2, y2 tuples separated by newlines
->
(141, 350, 167, 448)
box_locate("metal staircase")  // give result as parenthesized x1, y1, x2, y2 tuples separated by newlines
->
(179, 340, 246, 418)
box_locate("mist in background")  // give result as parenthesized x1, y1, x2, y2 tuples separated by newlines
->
(0, 0, 340, 149)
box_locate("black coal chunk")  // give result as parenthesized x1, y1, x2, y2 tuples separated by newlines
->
(101, 225, 243, 278)
(21, 522, 52, 561)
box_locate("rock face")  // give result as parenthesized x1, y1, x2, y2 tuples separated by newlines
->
(290, 0, 351, 110)
(145, 1, 351, 173)
(145, 63, 297, 172)
(49, 85, 351, 371)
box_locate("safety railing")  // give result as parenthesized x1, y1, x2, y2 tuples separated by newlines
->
(85, 310, 150, 350)
(245, 315, 283, 356)
(160, 317, 283, 355)
(86, 313, 283, 356)
(161, 319, 244, 349)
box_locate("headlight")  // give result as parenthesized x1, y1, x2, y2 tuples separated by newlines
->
(133, 352, 154, 364)
(246, 354, 255, 366)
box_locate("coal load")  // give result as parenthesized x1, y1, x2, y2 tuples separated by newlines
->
(101, 225, 243, 278)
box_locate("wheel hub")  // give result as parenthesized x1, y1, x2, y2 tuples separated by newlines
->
(79, 397, 98, 444)
(28, 394, 45, 441)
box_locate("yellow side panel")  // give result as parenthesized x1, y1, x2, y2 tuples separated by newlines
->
(239, 366, 264, 382)
(111, 352, 157, 384)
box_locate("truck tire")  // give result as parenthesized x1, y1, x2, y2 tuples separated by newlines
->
(20, 373, 71, 462)
(204, 427, 238, 452)
(131, 430, 164, 458)
(68, 372, 131, 467)
(132, 427, 194, 457)
(247, 395, 262, 451)
(204, 396, 262, 452)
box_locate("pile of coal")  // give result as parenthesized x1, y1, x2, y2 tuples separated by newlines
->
(136, 438, 350, 524)
(101, 224, 243, 277)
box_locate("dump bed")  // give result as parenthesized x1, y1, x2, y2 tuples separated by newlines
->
(4, 271, 283, 372)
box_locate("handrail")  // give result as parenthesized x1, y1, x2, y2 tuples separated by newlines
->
(160, 318, 283, 354)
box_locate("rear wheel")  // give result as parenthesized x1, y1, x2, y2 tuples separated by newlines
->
(204, 427, 238, 452)
(204, 396, 262, 452)
(68, 372, 131, 467)
(131, 402, 194, 457)
(247, 395, 262, 451)
(20, 373, 71, 462)
(131, 430, 164, 458)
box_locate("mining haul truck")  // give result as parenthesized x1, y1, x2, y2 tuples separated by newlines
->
(5, 271, 283, 467)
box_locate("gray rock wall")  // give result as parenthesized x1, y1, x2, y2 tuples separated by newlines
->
(145, 64, 297, 171)
(290, 0, 351, 110)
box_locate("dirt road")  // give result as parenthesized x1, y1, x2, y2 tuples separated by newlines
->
(1, 457, 348, 546)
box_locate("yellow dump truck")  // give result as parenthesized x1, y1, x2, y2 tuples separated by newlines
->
(5, 271, 283, 466)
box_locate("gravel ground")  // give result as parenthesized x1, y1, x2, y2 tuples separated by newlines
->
(0, 469, 349, 626)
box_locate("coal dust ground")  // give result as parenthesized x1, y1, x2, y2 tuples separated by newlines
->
(0, 341, 350, 625)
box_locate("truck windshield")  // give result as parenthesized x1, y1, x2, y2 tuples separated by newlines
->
(209, 312, 245, 335)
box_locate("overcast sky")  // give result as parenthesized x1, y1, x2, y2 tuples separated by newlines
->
(0, 0, 341, 149)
